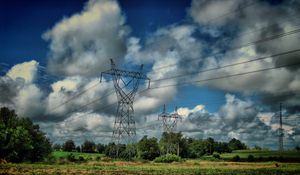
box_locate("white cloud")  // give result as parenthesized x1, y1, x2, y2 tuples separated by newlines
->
(15, 84, 45, 118)
(43, 0, 129, 76)
(6, 60, 39, 83)
(189, 0, 241, 26)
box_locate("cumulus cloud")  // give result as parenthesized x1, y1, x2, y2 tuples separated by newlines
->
(15, 84, 45, 119)
(174, 94, 299, 148)
(39, 112, 114, 144)
(2, 0, 299, 148)
(45, 76, 115, 121)
(187, 0, 300, 111)
(43, 0, 129, 76)
(129, 24, 203, 116)
(0, 76, 20, 106)
(6, 60, 39, 83)
(189, 0, 242, 26)
(0, 60, 46, 119)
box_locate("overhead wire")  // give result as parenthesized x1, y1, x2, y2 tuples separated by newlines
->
(148, 61, 300, 90)
(48, 80, 102, 112)
(152, 48, 300, 82)
(151, 27, 300, 72)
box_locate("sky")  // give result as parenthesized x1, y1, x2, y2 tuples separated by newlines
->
(0, 0, 300, 149)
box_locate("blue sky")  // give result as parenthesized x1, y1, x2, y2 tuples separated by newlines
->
(0, 0, 299, 149)
(0, 0, 225, 112)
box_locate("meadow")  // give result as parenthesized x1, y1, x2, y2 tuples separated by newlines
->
(203, 150, 300, 162)
(1, 150, 300, 175)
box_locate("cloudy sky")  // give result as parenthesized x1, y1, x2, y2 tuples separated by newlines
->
(1, 0, 299, 149)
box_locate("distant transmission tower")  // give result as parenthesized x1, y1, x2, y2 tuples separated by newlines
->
(158, 105, 182, 154)
(101, 59, 150, 145)
(278, 103, 284, 151)
(158, 104, 182, 133)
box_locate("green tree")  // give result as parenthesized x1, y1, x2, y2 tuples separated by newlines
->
(62, 140, 76, 152)
(18, 118, 52, 162)
(214, 141, 229, 153)
(0, 107, 51, 162)
(254, 145, 262, 150)
(104, 143, 126, 158)
(228, 138, 247, 151)
(159, 132, 189, 157)
(96, 143, 105, 153)
(188, 139, 207, 158)
(119, 144, 137, 160)
(205, 137, 215, 155)
(81, 140, 96, 153)
(52, 143, 61, 151)
(138, 136, 160, 160)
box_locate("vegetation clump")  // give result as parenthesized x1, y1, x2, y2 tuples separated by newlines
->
(154, 154, 182, 163)
(232, 155, 241, 162)
(247, 154, 254, 162)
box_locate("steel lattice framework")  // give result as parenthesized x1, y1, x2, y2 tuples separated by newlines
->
(278, 103, 284, 151)
(101, 59, 150, 144)
(158, 105, 182, 133)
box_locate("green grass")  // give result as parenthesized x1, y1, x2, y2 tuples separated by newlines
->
(51, 151, 104, 160)
(1, 161, 300, 175)
(202, 150, 300, 161)
(1, 151, 300, 174)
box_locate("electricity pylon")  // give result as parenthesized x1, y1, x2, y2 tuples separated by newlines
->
(158, 104, 182, 154)
(101, 59, 150, 145)
(158, 105, 182, 133)
(278, 103, 284, 151)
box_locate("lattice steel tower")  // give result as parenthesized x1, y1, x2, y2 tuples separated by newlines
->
(158, 105, 182, 133)
(101, 59, 150, 144)
(278, 103, 284, 151)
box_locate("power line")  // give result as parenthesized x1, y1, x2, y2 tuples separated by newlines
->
(152, 48, 300, 82)
(148, 61, 300, 90)
(229, 15, 300, 42)
(152, 26, 300, 72)
(44, 60, 299, 123)
(47, 88, 116, 119)
(48, 80, 102, 112)
(232, 28, 300, 50)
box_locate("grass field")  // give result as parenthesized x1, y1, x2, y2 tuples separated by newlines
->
(51, 151, 104, 160)
(201, 150, 300, 162)
(1, 151, 300, 175)
(1, 160, 300, 175)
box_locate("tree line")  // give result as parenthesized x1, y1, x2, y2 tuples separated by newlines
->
(54, 132, 247, 160)
(4, 106, 289, 163)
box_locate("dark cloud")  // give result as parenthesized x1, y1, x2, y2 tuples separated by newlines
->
(0, 76, 22, 105)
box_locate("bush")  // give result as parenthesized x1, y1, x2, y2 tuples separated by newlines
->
(232, 155, 240, 162)
(78, 156, 85, 162)
(213, 153, 220, 159)
(154, 154, 181, 163)
(247, 154, 254, 162)
(67, 153, 76, 162)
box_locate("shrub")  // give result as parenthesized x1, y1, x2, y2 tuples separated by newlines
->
(78, 156, 85, 162)
(154, 154, 181, 163)
(213, 153, 220, 159)
(232, 155, 240, 162)
(95, 156, 101, 161)
(247, 155, 254, 162)
(67, 153, 76, 162)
